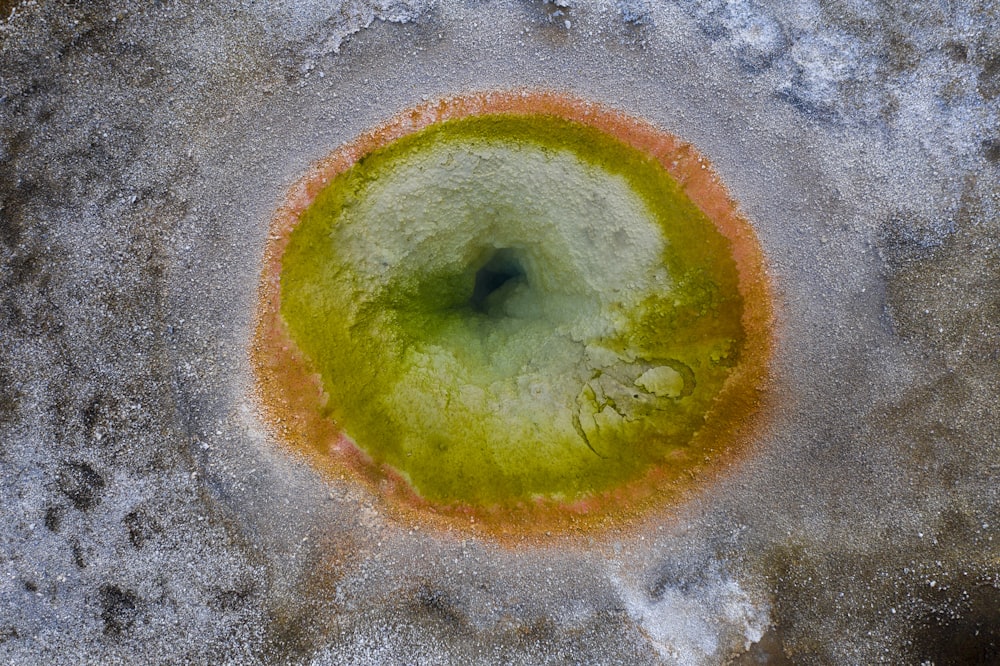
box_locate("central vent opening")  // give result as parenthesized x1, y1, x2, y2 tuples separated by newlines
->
(470, 248, 528, 315)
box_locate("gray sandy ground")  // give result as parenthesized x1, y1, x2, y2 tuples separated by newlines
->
(1, 0, 998, 663)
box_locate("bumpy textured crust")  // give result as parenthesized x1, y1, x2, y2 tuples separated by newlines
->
(251, 90, 774, 543)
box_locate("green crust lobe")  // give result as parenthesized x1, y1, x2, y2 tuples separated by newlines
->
(281, 114, 744, 507)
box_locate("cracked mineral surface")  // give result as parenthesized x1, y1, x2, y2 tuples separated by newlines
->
(1, 0, 998, 664)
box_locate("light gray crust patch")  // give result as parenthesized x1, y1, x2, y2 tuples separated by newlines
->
(1, 0, 998, 664)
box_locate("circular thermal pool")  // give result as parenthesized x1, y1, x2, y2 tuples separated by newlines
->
(255, 93, 771, 530)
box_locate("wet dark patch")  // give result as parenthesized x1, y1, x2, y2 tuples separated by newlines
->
(759, 544, 875, 662)
(913, 582, 1000, 665)
(23, 580, 37, 593)
(0, 284, 63, 341)
(933, 507, 979, 546)
(0, 364, 20, 426)
(0, 132, 31, 248)
(99, 584, 142, 636)
(44, 505, 62, 532)
(514, 616, 557, 646)
(0, 0, 18, 20)
(0, 626, 19, 644)
(57, 461, 106, 512)
(776, 87, 840, 124)
(211, 581, 258, 613)
(733, 627, 793, 665)
(414, 584, 467, 630)
(648, 555, 711, 598)
(123, 509, 160, 549)
(263, 605, 326, 663)
(983, 138, 1000, 163)
(883, 375, 976, 488)
(5, 247, 44, 288)
(978, 53, 1000, 100)
(0, 147, 61, 345)
(881, 184, 1000, 356)
(82, 393, 112, 434)
(41, 2, 129, 65)
(875, 210, 954, 266)
(943, 41, 968, 63)
(261, 542, 348, 664)
(884, 28, 920, 74)
(71, 541, 86, 569)
(78, 390, 128, 462)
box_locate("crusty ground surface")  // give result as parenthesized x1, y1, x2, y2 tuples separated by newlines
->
(1, 1, 997, 663)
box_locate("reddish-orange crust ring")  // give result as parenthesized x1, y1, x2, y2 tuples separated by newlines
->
(251, 90, 775, 544)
